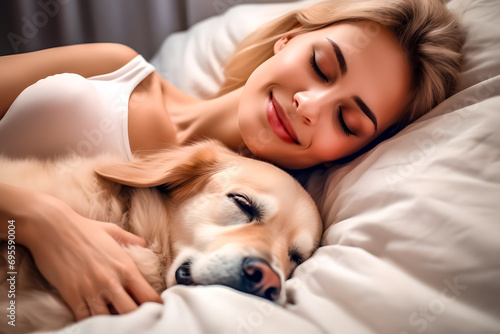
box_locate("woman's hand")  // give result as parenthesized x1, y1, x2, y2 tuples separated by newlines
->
(19, 191, 163, 320)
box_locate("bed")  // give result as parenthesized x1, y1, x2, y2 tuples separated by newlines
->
(32, 0, 500, 333)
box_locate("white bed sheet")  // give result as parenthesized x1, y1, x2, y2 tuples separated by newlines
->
(38, 0, 500, 333)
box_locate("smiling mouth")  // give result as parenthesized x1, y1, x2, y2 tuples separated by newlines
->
(266, 93, 299, 145)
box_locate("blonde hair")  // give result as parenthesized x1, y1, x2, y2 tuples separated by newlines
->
(219, 0, 464, 130)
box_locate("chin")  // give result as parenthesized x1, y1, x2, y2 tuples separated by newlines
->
(253, 150, 301, 170)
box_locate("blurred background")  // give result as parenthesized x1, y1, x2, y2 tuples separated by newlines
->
(0, 0, 297, 58)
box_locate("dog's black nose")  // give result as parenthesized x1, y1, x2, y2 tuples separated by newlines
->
(175, 261, 193, 285)
(241, 257, 281, 302)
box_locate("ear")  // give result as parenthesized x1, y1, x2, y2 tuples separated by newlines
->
(95, 140, 232, 191)
(274, 24, 303, 54)
(273, 35, 289, 54)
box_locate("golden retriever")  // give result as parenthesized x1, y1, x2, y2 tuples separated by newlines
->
(0, 140, 322, 334)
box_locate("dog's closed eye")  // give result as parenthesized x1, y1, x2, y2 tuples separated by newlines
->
(288, 249, 304, 266)
(227, 193, 262, 222)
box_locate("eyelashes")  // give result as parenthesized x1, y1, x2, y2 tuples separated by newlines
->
(288, 250, 304, 265)
(227, 193, 261, 222)
(309, 51, 329, 83)
(338, 106, 355, 137)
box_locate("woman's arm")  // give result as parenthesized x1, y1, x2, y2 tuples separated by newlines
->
(0, 43, 138, 120)
(0, 182, 162, 319)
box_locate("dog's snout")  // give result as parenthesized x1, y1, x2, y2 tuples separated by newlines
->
(241, 257, 281, 302)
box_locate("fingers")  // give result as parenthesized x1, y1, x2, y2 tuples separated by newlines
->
(108, 289, 139, 315)
(67, 297, 98, 321)
(67, 297, 91, 322)
(78, 271, 160, 320)
(55, 220, 159, 321)
(126, 276, 163, 305)
(103, 223, 147, 247)
(87, 289, 114, 316)
(65, 290, 113, 321)
(67, 286, 159, 320)
(66, 287, 138, 320)
(84, 279, 159, 316)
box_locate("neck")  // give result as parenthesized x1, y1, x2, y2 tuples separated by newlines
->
(166, 85, 245, 151)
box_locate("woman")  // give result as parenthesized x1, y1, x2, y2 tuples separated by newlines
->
(0, 0, 463, 322)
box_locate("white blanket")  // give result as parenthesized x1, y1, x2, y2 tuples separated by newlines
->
(39, 0, 500, 333)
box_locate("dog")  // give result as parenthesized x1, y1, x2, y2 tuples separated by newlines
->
(0, 140, 323, 333)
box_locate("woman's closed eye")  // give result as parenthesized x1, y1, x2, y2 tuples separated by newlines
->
(310, 50, 329, 83)
(338, 106, 355, 137)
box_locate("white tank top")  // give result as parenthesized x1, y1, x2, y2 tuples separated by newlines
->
(0, 55, 155, 161)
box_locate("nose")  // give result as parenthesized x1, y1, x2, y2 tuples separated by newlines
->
(241, 257, 281, 302)
(293, 90, 330, 126)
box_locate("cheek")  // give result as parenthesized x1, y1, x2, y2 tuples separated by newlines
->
(309, 124, 363, 162)
(258, 48, 310, 87)
(274, 53, 311, 86)
(310, 124, 343, 160)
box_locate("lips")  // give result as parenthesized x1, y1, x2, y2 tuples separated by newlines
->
(266, 94, 299, 144)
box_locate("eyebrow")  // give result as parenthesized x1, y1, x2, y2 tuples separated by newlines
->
(327, 38, 347, 76)
(353, 96, 378, 131)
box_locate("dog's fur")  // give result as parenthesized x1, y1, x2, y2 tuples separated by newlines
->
(0, 140, 322, 334)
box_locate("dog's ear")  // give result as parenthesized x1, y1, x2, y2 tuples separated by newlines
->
(95, 140, 232, 192)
